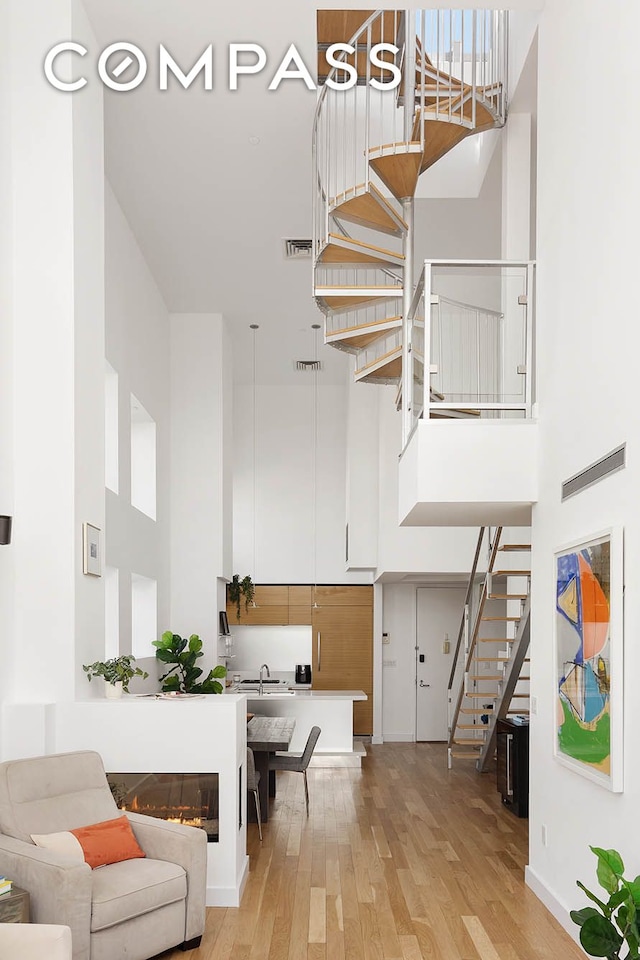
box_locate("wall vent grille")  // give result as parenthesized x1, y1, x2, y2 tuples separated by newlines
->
(561, 444, 626, 501)
(284, 239, 312, 259)
(295, 360, 322, 371)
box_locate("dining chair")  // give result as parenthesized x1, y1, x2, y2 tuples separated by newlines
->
(269, 726, 321, 816)
(246, 747, 262, 841)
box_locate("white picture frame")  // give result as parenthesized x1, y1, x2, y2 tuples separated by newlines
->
(82, 522, 102, 577)
(553, 527, 623, 792)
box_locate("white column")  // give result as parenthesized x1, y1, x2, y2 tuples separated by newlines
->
(0, 0, 105, 747)
(169, 314, 233, 661)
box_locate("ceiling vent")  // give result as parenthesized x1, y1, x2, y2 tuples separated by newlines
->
(561, 444, 626, 501)
(295, 360, 322, 372)
(284, 239, 312, 259)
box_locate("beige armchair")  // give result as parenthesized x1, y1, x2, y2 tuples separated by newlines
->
(0, 751, 207, 960)
(0, 924, 72, 960)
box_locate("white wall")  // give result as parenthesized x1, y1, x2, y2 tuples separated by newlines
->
(170, 313, 233, 672)
(105, 184, 171, 685)
(0, 0, 106, 732)
(381, 583, 465, 741)
(527, 0, 640, 932)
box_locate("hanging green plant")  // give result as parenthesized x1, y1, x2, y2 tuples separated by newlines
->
(152, 632, 226, 694)
(228, 574, 255, 620)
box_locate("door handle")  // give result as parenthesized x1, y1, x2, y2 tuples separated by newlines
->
(419, 681, 431, 687)
(317, 631, 321, 672)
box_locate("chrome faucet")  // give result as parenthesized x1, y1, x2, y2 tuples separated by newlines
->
(259, 663, 270, 695)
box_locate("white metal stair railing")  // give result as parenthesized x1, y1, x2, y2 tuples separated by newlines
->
(405, 259, 536, 441)
(447, 527, 532, 769)
(313, 10, 509, 391)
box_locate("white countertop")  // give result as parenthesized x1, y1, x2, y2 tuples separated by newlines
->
(238, 689, 367, 701)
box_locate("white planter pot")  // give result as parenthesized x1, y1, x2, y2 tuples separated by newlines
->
(104, 680, 124, 700)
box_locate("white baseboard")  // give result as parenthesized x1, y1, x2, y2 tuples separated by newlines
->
(525, 864, 581, 947)
(207, 855, 249, 907)
(382, 734, 415, 742)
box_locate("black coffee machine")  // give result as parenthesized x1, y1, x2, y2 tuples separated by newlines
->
(295, 664, 312, 684)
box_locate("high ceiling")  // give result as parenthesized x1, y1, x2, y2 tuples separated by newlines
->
(80, 2, 536, 385)
(81, 0, 346, 384)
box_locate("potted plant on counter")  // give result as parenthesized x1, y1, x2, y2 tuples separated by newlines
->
(153, 631, 227, 694)
(83, 655, 149, 699)
(228, 574, 255, 620)
(571, 845, 640, 958)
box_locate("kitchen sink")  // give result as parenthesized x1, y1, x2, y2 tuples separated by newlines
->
(239, 679, 285, 685)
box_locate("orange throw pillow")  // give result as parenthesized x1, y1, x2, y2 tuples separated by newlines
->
(32, 815, 146, 869)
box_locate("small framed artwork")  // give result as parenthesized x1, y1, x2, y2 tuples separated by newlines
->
(82, 522, 102, 577)
(553, 527, 623, 792)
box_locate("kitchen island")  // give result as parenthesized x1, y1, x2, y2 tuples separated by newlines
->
(238, 688, 367, 754)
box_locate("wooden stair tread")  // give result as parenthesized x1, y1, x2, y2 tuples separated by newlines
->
(320, 234, 404, 266)
(478, 637, 512, 643)
(492, 569, 531, 575)
(330, 184, 407, 237)
(450, 750, 482, 758)
(499, 544, 531, 551)
(480, 617, 522, 623)
(488, 594, 528, 600)
(472, 657, 509, 662)
(460, 708, 493, 715)
(453, 738, 486, 745)
(455, 723, 489, 730)
(464, 692, 498, 699)
(368, 146, 423, 200)
(469, 675, 504, 681)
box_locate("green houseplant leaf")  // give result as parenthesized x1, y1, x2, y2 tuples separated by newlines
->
(580, 914, 623, 957)
(153, 631, 226, 694)
(574, 847, 639, 959)
(83, 655, 149, 693)
(227, 574, 254, 620)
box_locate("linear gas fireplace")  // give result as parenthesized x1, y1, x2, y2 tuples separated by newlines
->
(107, 773, 219, 842)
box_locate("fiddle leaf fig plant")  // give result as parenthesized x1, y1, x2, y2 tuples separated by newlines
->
(228, 574, 255, 620)
(571, 846, 640, 959)
(152, 631, 226, 694)
(83, 655, 148, 693)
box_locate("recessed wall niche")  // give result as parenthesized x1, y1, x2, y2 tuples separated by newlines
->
(130, 394, 156, 520)
(104, 566, 119, 659)
(131, 572, 157, 658)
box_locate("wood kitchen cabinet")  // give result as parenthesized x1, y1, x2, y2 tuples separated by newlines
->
(226, 585, 288, 626)
(312, 586, 373, 735)
(226, 582, 374, 735)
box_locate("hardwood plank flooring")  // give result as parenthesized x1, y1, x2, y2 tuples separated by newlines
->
(161, 744, 583, 960)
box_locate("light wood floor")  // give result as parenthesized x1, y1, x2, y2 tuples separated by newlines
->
(165, 743, 584, 960)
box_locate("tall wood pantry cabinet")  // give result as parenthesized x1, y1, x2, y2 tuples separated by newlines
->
(311, 586, 373, 736)
(226, 583, 374, 736)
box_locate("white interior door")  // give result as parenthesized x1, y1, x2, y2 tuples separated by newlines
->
(416, 587, 465, 741)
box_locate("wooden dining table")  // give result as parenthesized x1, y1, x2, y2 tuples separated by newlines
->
(247, 716, 296, 822)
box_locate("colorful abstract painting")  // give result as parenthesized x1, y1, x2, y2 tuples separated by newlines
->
(554, 530, 623, 791)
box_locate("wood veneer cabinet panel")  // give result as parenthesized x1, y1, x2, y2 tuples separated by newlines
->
(232, 604, 289, 626)
(313, 585, 373, 606)
(312, 602, 373, 735)
(254, 586, 289, 606)
(288, 606, 312, 625)
(226, 585, 289, 626)
(289, 586, 312, 606)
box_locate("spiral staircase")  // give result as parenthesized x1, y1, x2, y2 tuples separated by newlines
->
(313, 9, 508, 395)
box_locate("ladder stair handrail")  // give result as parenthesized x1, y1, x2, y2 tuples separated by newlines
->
(448, 526, 504, 750)
(475, 596, 531, 772)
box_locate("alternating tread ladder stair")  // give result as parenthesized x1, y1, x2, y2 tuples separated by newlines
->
(447, 527, 531, 772)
